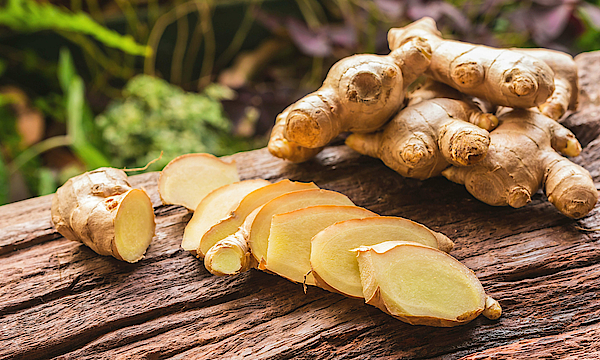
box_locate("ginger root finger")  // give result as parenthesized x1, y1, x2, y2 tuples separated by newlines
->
(346, 98, 492, 180)
(516, 48, 578, 120)
(268, 105, 323, 163)
(282, 37, 432, 149)
(51, 168, 155, 263)
(355, 241, 501, 327)
(388, 17, 555, 108)
(310, 217, 453, 298)
(442, 109, 597, 218)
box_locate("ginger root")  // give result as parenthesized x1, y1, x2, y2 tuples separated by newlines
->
(280, 37, 432, 150)
(310, 217, 453, 298)
(443, 109, 598, 218)
(267, 105, 323, 163)
(388, 17, 555, 108)
(346, 97, 495, 179)
(356, 241, 501, 327)
(51, 168, 155, 263)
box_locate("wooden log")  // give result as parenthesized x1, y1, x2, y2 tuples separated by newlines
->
(1, 52, 600, 360)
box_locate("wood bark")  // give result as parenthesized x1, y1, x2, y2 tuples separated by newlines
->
(1, 53, 600, 360)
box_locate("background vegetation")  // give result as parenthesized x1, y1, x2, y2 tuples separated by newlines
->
(1, 0, 599, 204)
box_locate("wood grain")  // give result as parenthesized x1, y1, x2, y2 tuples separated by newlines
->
(1, 53, 600, 360)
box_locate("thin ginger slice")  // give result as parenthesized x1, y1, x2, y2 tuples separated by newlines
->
(310, 216, 453, 298)
(356, 241, 501, 327)
(248, 189, 356, 268)
(51, 168, 156, 263)
(158, 153, 239, 210)
(265, 205, 377, 285)
(198, 180, 318, 257)
(181, 179, 270, 254)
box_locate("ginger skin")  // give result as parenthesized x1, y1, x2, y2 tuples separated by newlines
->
(515, 48, 579, 120)
(346, 98, 495, 180)
(281, 37, 432, 149)
(443, 109, 598, 218)
(388, 17, 555, 108)
(268, 105, 323, 163)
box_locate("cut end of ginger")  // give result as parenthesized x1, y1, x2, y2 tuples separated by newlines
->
(181, 179, 270, 253)
(356, 241, 495, 327)
(310, 216, 454, 298)
(158, 153, 239, 210)
(113, 189, 156, 263)
(265, 205, 378, 285)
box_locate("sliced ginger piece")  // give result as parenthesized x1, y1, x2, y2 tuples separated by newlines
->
(310, 216, 453, 298)
(51, 168, 156, 263)
(198, 180, 318, 257)
(265, 205, 378, 285)
(355, 241, 501, 327)
(158, 153, 239, 210)
(249, 189, 356, 268)
(182, 179, 270, 254)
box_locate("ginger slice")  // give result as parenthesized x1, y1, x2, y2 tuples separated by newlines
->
(158, 153, 239, 210)
(198, 180, 318, 257)
(355, 241, 501, 327)
(181, 179, 271, 254)
(265, 205, 378, 285)
(51, 168, 156, 263)
(249, 189, 356, 268)
(310, 217, 453, 298)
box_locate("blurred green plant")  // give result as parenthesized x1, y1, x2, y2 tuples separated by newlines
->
(96, 74, 263, 170)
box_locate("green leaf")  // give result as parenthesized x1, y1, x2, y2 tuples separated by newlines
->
(37, 167, 57, 196)
(0, 156, 9, 205)
(58, 48, 76, 94)
(0, 0, 150, 56)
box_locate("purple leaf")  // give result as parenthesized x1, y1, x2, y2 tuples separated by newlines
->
(406, 1, 470, 33)
(580, 2, 600, 29)
(530, 3, 574, 45)
(285, 17, 332, 57)
(374, 0, 405, 21)
(326, 24, 358, 49)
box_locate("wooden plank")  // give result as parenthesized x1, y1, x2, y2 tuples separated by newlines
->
(1, 52, 600, 360)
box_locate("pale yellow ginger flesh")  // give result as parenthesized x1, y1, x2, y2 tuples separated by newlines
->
(442, 109, 598, 218)
(249, 189, 356, 268)
(281, 37, 432, 150)
(198, 180, 318, 257)
(388, 17, 555, 108)
(355, 241, 501, 327)
(51, 168, 156, 263)
(158, 153, 239, 210)
(181, 179, 270, 254)
(265, 205, 378, 285)
(310, 217, 453, 298)
(346, 97, 493, 180)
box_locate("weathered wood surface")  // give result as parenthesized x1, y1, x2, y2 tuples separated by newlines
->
(2, 53, 600, 360)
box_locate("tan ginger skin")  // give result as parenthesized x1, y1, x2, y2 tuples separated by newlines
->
(346, 97, 496, 180)
(51, 168, 155, 262)
(268, 105, 323, 163)
(280, 37, 432, 150)
(388, 17, 555, 109)
(515, 48, 579, 120)
(443, 109, 598, 218)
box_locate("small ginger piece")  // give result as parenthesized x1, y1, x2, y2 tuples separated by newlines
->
(265, 205, 378, 285)
(388, 17, 555, 108)
(515, 48, 579, 120)
(443, 109, 598, 218)
(281, 37, 431, 150)
(51, 168, 155, 263)
(346, 98, 494, 180)
(198, 180, 318, 258)
(310, 217, 453, 298)
(268, 105, 324, 163)
(182, 179, 270, 254)
(158, 153, 239, 210)
(355, 241, 501, 327)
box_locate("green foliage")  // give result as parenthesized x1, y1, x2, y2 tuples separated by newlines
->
(0, 0, 149, 56)
(96, 75, 247, 170)
(0, 156, 8, 206)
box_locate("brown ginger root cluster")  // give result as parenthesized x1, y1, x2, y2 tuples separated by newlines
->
(268, 16, 596, 219)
